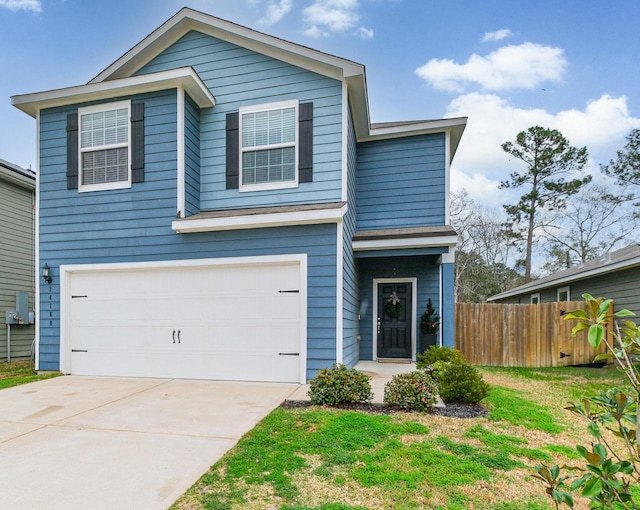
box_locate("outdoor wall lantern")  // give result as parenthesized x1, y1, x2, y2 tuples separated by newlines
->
(42, 263, 52, 284)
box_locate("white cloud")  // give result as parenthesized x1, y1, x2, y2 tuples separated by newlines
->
(303, 0, 360, 37)
(356, 26, 374, 39)
(481, 29, 513, 42)
(260, 0, 292, 25)
(303, 24, 327, 38)
(555, 94, 640, 150)
(446, 93, 640, 207)
(416, 42, 566, 92)
(0, 0, 41, 12)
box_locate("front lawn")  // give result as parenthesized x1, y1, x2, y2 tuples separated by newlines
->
(0, 360, 60, 389)
(172, 366, 627, 510)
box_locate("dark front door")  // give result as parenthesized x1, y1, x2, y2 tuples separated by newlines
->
(377, 282, 412, 358)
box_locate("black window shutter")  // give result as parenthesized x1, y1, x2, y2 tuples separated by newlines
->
(131, 102, 145, 183)
(226, 112, 239, 189)
(298, 102, 313, 183)
(66, 113, 78, 190)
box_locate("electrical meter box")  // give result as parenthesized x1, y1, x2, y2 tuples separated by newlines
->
(5, 291, 33, 325)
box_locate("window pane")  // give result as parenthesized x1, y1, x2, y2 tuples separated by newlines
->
(243, 147, 295, 185)
(81, 107, 128, 149)
(242, 106, 296, 149)
(82, 148, 128, 185)
(242, 113, 255, 147)
(281, 107, 295, 143)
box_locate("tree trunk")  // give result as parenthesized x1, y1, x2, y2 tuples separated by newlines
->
(525, 206, 535, 282)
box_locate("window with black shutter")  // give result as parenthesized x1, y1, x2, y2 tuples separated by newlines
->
(67, 100, 145, 191)
(226, 100, 313, 190)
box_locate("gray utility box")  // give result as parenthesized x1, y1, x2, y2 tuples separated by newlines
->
(5, 291, 34, 325)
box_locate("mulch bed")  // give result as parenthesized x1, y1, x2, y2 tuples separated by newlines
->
(280, 400, 488, 418)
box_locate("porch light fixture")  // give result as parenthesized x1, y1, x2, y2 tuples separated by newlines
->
(42, 263, 52, 284)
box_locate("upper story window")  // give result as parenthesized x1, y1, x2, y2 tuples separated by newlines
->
(239, 100, 298, 191)
(78, 100, 131, 192)
(530, 293, 540, 304)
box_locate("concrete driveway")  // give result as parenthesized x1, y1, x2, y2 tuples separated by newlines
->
(0, 375, 299, 509)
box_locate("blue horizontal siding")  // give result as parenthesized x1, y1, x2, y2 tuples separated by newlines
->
(343, 108, 359, 368)
(356, 133, 446, 230)
(357, 256, 441, 361)
(184, 93, 200, 216)
(136, 30, 344, 210)
(39, 88, 339, 379)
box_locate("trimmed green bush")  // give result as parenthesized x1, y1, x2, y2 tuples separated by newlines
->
(432, 361, 490, 404)
(383, 370, 439, 412)
(307, 363, 373, 405)
(416, 346, 466, 368)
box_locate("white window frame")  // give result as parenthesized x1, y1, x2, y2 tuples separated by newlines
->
(530, 293, 541, 304)
(239, 99, 299, 192)
(557, 286, 570, 302)
(78, 100, 132, 193)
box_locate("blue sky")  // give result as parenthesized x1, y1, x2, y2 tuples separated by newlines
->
(2, 0, 639, 206)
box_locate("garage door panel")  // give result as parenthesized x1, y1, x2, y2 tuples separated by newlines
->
(67, 260, 304, 383)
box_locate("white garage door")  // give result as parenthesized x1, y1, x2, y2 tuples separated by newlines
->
(63, 258, 305, 383)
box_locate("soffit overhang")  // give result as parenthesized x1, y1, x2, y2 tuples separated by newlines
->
(12, 67, 215, 118)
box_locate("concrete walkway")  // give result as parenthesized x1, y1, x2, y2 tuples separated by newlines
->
(287, 360, 418, 403)
(0, 376, 299, 510)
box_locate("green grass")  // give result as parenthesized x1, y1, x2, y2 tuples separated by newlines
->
(484, 386, 564, 434)
(0, 360, 60, 389)
(172, 366, 629, 510)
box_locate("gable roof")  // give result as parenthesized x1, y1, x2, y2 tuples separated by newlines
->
(11, 7, 466, 158)
(0, 158, 35, 190)
(487, 243, 640, 301)
(12, 67, 215, 118)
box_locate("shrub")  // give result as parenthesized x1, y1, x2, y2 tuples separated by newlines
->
(420, 298, 440, 334)
(307, 363, 373, 405)
(416, 346, 466, 368)
(383, 370, 439, 412)
(535, 294, 640, 508)
(432, 361, 490, 404)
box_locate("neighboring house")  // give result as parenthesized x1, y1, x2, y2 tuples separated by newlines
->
(12, 8, 466, 383)
(0, 158, 35, 360)
(488, 243, 640, 313)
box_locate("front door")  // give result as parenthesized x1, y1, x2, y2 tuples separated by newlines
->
(377, 282, 412, 358)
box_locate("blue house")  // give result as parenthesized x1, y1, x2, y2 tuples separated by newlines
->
(12, 8, 465, 383)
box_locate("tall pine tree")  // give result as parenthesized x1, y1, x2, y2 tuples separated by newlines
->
(500, 126, 590, 281)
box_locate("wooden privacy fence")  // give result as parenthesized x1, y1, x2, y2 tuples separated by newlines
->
(455, 302, 610, 367)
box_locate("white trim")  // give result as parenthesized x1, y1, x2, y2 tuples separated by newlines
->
(531, 293, 541, 304)
(353, 236, 458, 251)
(372, 278, 418, 361)
(438, 264, 444, 346)
(35, 109, 40, 370)
(557, 286, 570, 302)
(12, 67, 215, 118)
(78, 100, 132, 193)
(173, 204, 347, 233)
(238, 100, 299, 192)
(445, 131, 451, 224)
(367, 118, 467, 139)
(440, 249, 455, 264)
(59, 253, 308, 383)
(335, 221, 344, 364)
(0, 165, 35, 189)
(89, 8, 364, 84)
(341, 82, 349, 203)
(176, 87, 185, 217)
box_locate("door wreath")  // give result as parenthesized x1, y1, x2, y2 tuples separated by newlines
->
(384, 292, 404, 319)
